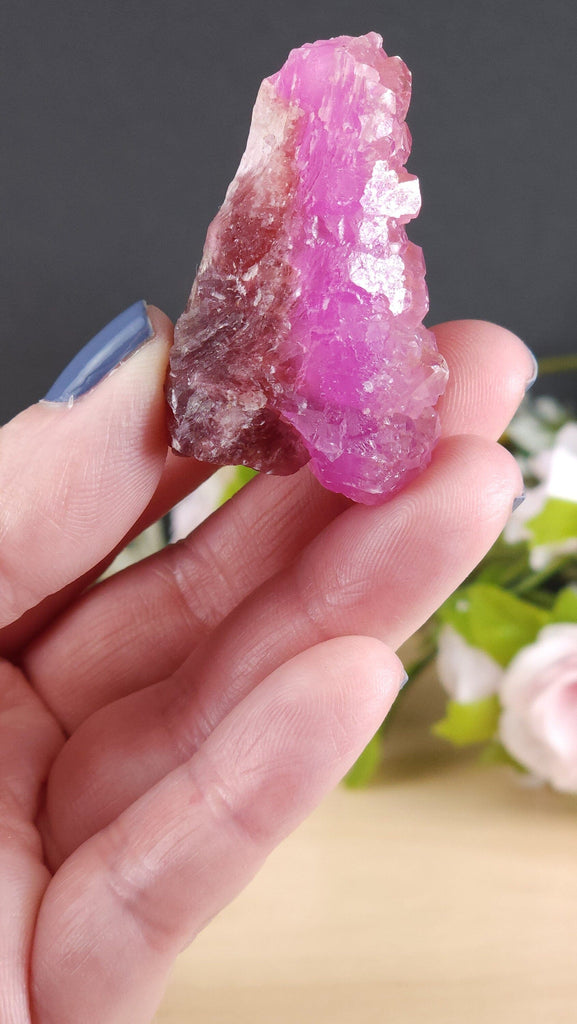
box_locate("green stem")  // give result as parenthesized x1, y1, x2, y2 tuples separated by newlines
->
(512, 557, 566, 596)
(379, 644, 437, 733)
(537, 354, 577, 375)
(402, 647, 437, 684)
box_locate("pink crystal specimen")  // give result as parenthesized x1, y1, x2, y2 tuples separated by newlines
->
(166, 32, 448, 504)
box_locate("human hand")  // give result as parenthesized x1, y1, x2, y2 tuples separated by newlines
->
(0, 303, 532, 1023)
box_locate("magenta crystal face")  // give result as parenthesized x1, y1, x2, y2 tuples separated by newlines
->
(166, 32, 448, 504)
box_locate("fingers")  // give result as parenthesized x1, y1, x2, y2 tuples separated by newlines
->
(0, 306, 172, 635)
(140, 318, 535, 521)
(432, 319, 536, 439)
(42, 434, 522, 862)
(24, 320, 533, 728)
(26, 470, 349, 730)
(135, 319, 534, 525)
(32, 638, 404, 1024)
(0, 661, 63, 1024)
(2, 317, 534, 659)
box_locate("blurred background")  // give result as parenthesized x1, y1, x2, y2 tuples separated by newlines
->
(2, 0, 576, 422)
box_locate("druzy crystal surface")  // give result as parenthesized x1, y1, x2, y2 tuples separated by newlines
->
(166, 32, 448, 504)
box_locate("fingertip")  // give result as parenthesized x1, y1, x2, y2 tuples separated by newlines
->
(430, 433, 524, 527)
(284, 635, 406, 729)
(145, 304, 174, 341)
(434, 318, 535, 376)
(328, 634, 407, 702)
(433, 319, 537, 440)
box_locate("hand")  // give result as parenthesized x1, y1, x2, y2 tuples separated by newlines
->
(0, 306, 530, 1023)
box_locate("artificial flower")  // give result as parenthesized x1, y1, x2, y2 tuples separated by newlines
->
(499, 623, 577, 792)
(436, 624, 503, 704)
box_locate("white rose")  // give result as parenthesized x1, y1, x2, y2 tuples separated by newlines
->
(499, 623, 577, 792)
(504, 422, 577, 568)
(503, 481, 547, 545)
(528, 423, 577, 569)
(506, 396, 566, 457)
(543, 422, 577, 503)
(436, 625, 503, 704)
(170, 466, 239, 541)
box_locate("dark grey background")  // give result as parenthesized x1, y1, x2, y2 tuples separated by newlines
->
(2, 0, 576, 422)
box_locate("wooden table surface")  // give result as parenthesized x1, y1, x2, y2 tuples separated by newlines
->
(154, 666, 577, 1024)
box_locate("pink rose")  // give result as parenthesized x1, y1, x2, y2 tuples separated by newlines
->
(499, 623, 577, 792)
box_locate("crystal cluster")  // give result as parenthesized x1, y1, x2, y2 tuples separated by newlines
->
(166, 32, 448, 504)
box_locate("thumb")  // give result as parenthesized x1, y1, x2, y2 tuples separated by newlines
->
(0, 303, 171, 631)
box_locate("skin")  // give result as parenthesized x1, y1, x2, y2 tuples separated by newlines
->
(0, 307, 531, 1023)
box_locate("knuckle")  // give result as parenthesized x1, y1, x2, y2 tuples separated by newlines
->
(99, 820, 180, 957)
(159, 530, 244, 641)
(0, 537, 38, 628)
(290, 559, 334, 643)
(189, 753, 267, 849)
(159, 679, 214, 766)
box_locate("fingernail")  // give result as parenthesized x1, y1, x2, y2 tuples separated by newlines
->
(400, 670, 409, 689)
(42, 300, 153, 403)
(525, 350, 539, 392)
(512, 488, 526, 513)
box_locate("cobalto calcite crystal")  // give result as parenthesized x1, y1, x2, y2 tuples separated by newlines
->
(166, 32, 448, 504)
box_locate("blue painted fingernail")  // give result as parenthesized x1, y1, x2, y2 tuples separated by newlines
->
(525, 351, 539, 392)
(512, 488, 526, 513)
(42, 300, 153, 403)
(400, 670, 409, 689)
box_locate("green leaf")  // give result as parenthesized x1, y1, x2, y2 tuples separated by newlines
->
(439, 583, 549, 666)
(551, 586, 577, 623)
(218, 466, 258, 506)
(432, 696, 500, 747)
(478, 740, 525, 771)
(344, 732, 382, 788)
(438, 592, 474, 645)
(477, 548, 531, 588)
(527, 497, 577, 545)
(475, 535, 531, 588)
